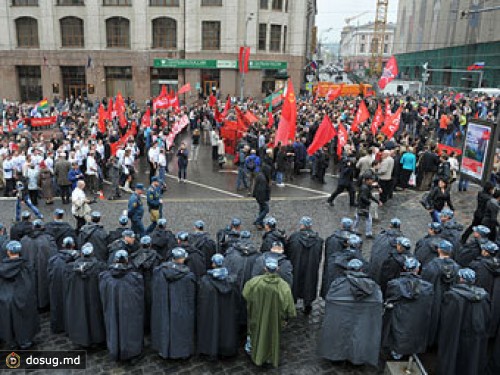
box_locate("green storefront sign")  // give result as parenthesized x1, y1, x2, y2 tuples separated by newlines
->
(153, 58, 287, 70)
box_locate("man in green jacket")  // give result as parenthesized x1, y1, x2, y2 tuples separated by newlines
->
(243, 257, 296, 367)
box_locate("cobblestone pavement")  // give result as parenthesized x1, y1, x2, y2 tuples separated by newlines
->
(0, 143, 479, 374)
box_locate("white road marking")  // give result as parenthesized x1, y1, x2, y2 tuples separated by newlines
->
(283, 183, 331, 197)
(165, 175, 244, 198)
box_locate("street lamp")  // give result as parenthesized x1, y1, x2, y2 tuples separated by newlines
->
(240, 13, 254, 101)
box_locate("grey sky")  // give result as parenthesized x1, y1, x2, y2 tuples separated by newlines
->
(316, 0, 399, 43)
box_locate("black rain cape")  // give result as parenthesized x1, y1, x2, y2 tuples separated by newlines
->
(414, 234, 442, 267)
(369, 228, 402, 284)
(151, 261, 197, 359)
(286, 229, 324, 306)
(260, 229, 286, 253)
(150, 228, 177, 260)
(0, 257, 40, 346)
(251, 252, 293, 288)
(189, 232, 217, 270)
(99, 264, 144, 361)
(437, 284, 490, 375)
(197, 270, 240, 357)
(383, 273, 434, 355)
(45, 221, 77, 249)
(20, 229, 58, 309)
(318, 271, 383, 367)
(47, 250, 78, 333)
(65, 256, 107, 347)
(78, 223, 109, 262)
(455, 238, 483, 267)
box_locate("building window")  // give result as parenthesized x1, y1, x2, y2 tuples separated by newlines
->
(258, 23, 267, 51)
(201, 69, 219, 96)
(61, 66, 87, 98)
(12, 0, 38, 5)
(360, 44, 365, 53)
(201, 0, 222, 5)
(103, 0, 131, 5)
(361, 34, 365, 40)
(150, 0, 179, 5)
(260, 0, 268, 9)
(57, 0, 84, 5)
(105, 67, 133, 97)
(151, 68, 178, 96)
(152, 17, 177, 49)
(60, 17, 84, 48)
(17, 66, 42, 102)
(262, 70, 276, 94)
(283, 25, 287, 53)
(384, 44, 388, 54)
(106, 17, 130, 48)
(285, 0, 288, 12)
(270, 24, 281, 52)
(385, 34, 389, 40)
(202, 21, 220, 50)
(272, 0, 282, 11)
(16, 17, 39, 48)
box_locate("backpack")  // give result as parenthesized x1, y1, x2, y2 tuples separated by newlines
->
(246, 157, 256, 171)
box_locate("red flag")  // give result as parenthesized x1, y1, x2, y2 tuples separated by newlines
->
(98, 104, 106, 134)
(141, 108, 151, 128)
(384, 98, 392, 125)
(239, 47, 251, 73)
(107, 98, 113, 119)
(214, 107, 223, 123)
(115, 92, 127, 128)
(235, 106, 249, 129)
(244, 111, 259, 124)
(337, 122, 348, 157)
(221, 97, 231, 117)
(380, 106, 403, 139)
(327, 84, 343, 102)
(208, 94, 217, 107)
(350, 100, 370, 133)
(437, 144, 462, 156)
(378, 56, 398, 89)
(307, 115, 337, 155)
(371, 104, 384, 136)
(110, 142, 119, 156)
(267, 111, 274, 129)
(159, 85, 167, 98)
(177, 83, 191, 95)
(274, 79, 297, 146)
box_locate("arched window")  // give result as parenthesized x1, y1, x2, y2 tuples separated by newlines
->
(16, 17, 39, 48)
(60, 17, 84, 48)
(106, 17, 130, 48)
(152, 17, 177, 49)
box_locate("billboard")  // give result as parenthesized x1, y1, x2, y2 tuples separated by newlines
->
(461, 121, 491, 180)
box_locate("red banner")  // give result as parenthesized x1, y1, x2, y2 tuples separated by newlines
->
(30, 116, 57, 127)
(437, 144, 462, 156)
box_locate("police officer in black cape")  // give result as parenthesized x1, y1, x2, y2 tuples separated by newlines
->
(197, 253, 240, 359)
(437, 268, 490, 375)
(65, 242, 107, 348)
(99, 249, 144, 362)
(379, 237, 412, 296)
(149, 218, 177, 260)
(176, 231, 206, 279)
(151, 247, 197, 359)
(414, 222, 443, 267)
(325, 217, 359, 259)
(259, 217, 286, 253)
(107, 229, 138, 265)
(421, 239, 460, 347)
(107, 215, 130, 244)
(129, 235, 162, 332)
(0, 240, 39, 349)
(318, 258, 383, 367)
(369, 218, 403, 284)
(45, 209, 77, 249)
(189, 220, 217, 270)
(78, 211, 109, 262)
(439, 208, 463, 252)
(20, 219, 57, 310)
(455, 225, 490, 267)
(47, 236, 79, 333)
(10, 210, 33, 241)
(216, 218, 242, 255)
(252, 241, 293, 287)
(383, 257, 434, 359)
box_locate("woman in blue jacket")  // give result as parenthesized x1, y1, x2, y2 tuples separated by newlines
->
(399, 147, 416, 190)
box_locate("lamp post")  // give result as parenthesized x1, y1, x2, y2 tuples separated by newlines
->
(240, 13, 254, 101)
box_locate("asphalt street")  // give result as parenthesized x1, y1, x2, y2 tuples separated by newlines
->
(0, 136, 479, 374)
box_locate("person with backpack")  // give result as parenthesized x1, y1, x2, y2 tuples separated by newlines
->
(245, 149, 261, 195)
(235, 145, 249, 191)
(421, 240, 460, 347)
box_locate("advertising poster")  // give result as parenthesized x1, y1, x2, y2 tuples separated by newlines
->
(461, 122, 491, 180)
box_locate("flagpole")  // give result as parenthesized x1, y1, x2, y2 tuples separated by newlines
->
(240, 13, 254, 101)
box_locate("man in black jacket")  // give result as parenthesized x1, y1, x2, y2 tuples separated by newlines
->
(482, 190, 500, 241)
(353, 173, 382, 238)
(327, 155, 356, 207)
(252, 164, 271, 230)
(417, 146, 440, 191)
(462, 182, 495, 243)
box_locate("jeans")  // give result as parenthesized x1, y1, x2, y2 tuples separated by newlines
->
(431, 209, 441, 223)
(191, 145, 200, 160)
(159, 166, 167, 186)
(255, 201, 269, 226)
(60, 185, 71, 203)
(16, 196, 43, 222)
(354, 211, 372, 236)
(178, 166, 187, 180)
(236, 168, 249, 190)
(444, 133, 455, 147)
(458, 177, 469, 191)
(276, 171, 284, 184)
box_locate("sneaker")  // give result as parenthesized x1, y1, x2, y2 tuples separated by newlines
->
(277, 183, 285, 188)
(327, 200, 334, 207)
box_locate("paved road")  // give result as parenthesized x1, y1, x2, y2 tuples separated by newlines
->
(0, 137, 479, 374)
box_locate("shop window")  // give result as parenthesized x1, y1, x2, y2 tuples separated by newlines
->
(17, 66, 42, 102)
(16, 17, 39, 48)
(152, 17, 177, 49)
(105, 66, 133, 97)
(262, 70, 276, 94)
(202, 21, 221, 50)
(201, 69, 219, 96)
(60, 17, 84, 48)
(151, 68, 178, 96)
